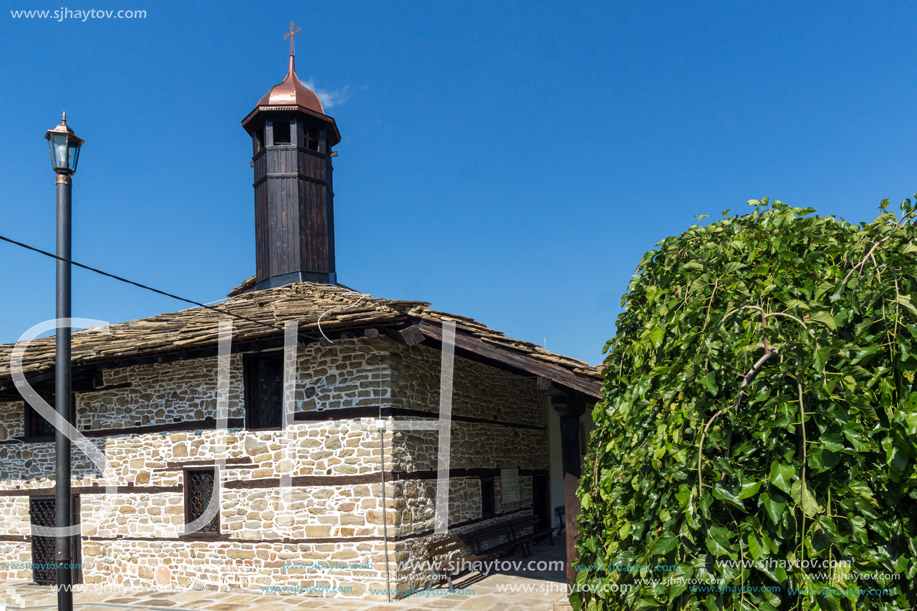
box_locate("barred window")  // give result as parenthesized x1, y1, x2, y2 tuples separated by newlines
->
(244, 353, 284, 430)
(29, 496, 82, 585)
(25, 404, 55, 439)
(184, 469, 219, 536)
(24, 395, 74, 441)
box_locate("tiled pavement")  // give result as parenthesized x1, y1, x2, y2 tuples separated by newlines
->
(0, 544, 567, 611)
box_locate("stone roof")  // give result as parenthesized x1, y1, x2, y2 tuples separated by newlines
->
(0, 282, 602, 398)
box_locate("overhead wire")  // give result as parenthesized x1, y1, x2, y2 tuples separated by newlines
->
(0, 233, 552, 381)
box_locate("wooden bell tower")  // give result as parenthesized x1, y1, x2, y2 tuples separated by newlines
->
(241, 23, 342, 289)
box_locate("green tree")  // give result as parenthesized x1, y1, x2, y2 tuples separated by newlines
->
(574, 199, 917, 611)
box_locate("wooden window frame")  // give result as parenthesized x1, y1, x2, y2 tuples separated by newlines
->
(23, 395, 76, 443)
(271, 119, 292, 146)
(242, 352, 284, 431)
(305, 128, 320, 152)
(182, 467, 220, 539)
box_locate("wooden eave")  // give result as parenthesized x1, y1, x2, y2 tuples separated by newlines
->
(0, 282, 601, 400)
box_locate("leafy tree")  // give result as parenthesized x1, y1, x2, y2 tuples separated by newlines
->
(574, 199, 917, 610)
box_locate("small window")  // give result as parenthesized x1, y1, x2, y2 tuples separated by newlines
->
(184, 468, 219, 536)
(243, 353, 284, 430)
(24, 396, 74, 441)
(272, 120, 291, 145)
(29, 496, 82, 585)
(252, 126, 264, 154)
(305, 129, 320, 152)
(481, 477, 496, 519)
(25, 404, 54, 440)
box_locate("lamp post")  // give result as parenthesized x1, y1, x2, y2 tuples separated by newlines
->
(45, 112, 82, 611)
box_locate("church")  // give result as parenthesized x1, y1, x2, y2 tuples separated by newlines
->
(0, 34, 600, 599)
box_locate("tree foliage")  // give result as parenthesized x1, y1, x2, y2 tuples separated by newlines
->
(574, 199, 917, 610)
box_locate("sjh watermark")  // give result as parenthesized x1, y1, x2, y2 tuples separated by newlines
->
(10, 8, 147, 21)
(9, 316, 459, 543)
(0, 561, 82, 570)
(280, 561, 373, 571)
(426, 557, 564, 578)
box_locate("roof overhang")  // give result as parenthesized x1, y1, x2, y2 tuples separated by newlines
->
(413, 321, 602, 399)
(0, 319, 601, 403)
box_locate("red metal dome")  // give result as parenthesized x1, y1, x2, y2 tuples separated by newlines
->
(257, 55, 324, 114)
(241, 41, 341, 147)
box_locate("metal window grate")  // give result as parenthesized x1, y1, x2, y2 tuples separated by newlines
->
(245, 354, 283, 430)
(25, 395, 76, 439)
(186, 469, 219, 534)
(29, 498, 56, 585)
(27, 405, 56, 438)
(28, 497, 82, 586)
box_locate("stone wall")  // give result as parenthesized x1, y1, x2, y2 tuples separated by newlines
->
(385, 343, 549, 591)
(0, 400, 24, 439)
(0, 334, 552, 598)
(0, 339, 395, 596)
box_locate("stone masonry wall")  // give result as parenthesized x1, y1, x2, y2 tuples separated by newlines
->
(0, 338, 398, 597)
(0, 334, 552, 599)
(384, 342, 550, 591)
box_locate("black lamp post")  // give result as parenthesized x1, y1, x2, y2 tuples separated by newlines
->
(44, 112, 82, 611)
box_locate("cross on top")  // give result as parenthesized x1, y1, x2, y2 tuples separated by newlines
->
(284, 20, 302, 56)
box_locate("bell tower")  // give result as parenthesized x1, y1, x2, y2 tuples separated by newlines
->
(241, 22, 341, 289)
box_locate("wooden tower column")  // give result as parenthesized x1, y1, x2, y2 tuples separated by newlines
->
(241, 38, 342, 290)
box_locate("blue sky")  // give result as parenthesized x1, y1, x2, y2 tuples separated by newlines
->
(1, 1, 916, 364)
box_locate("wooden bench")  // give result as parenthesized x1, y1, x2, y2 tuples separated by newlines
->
(425, 515, 546, 590)
(469, 521, 520, 557)
(514, 513, 555, 548)
(424, 535, 484, 591)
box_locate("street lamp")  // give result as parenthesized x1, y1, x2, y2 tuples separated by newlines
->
(44, 112, 82, 611)
(45, 112, 83, 174)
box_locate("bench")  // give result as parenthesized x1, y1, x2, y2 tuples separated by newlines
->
(425, 535, 484, 591)
(468, 519, 524, 557)
(514, 513, 555, 547)
(425, 515, 542, 590)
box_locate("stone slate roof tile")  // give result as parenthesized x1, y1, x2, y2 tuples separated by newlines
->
(0, 282, 601, 397)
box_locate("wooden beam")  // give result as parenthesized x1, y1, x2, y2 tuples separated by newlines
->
(0, 417, 245, 445)
(553, 395, 585, 589)
(382, 324, 426, 347)
(416, 321, 601, 398)
(292, 405, 547, 431)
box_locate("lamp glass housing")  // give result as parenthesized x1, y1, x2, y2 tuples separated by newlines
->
(48, 133, 82, 174)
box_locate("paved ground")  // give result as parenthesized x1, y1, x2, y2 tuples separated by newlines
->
(1, 543, 567, 611)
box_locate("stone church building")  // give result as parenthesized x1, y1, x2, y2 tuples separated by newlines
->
(0, 45, 600, 599)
